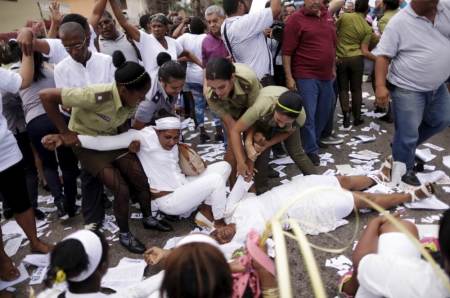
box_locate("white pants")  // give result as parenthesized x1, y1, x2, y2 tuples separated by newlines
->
(153, 161, 231, 220)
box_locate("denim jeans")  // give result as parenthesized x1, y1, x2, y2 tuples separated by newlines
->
(296, 79, 335, 154)
(391, 83, 450, 170)
(186, 83, 222, 128)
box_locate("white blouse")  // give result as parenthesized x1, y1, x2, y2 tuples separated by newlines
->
(79, 127, 187, 191)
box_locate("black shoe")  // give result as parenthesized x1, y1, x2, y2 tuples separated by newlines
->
(379, 113, 393, 123)
(55, 200, 67, 218)
(34, 208, 46, 220)
(401, 170, 421, 187)
(413, 158, 425, 173)
(214, 133, 224, 142)
(353, 118, 365, 126)
(200, 132, 210, 143)
(67, 206, 80, 218)
(3, 207, 13, 220)
(119, 232, 146, 254)
(158, 212, 180, 222)
(268, 166, 280, 178)
(307, 153, 320, 166)
(102, 194, 112, 209)
(143, 216, 173, 232)
(343, 112, 351, 128)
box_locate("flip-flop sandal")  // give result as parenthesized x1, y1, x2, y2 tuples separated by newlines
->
(194, 212, 214, 230)
(376, 155, 392, 183)
(246, 229, 275, 276)
(408, 183, 435, 202)
(338, 269, 354, 298)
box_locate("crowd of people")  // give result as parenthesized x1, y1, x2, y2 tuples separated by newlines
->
(0, 0, 450, 296)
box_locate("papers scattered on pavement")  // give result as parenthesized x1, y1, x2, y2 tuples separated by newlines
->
(269, 156, 294, 165)
(416, 224, 439, 239)
(443, 156, 450, 169)
(22, 254, 50, 267)
(102, 258, 147, 292)
(404, 196, 449, 210)
(415, 148, 436, 162)
(325, 255, 352, 276)
(422, 143, 444, 152)
(29, 266, 48, 285)
(0, 263, 29, 291)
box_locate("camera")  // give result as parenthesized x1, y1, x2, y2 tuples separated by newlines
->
(271, 21, 284, 42)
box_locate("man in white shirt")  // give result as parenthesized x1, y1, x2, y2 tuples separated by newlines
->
(54, 22, 115, 88)
(340, 212, 450, 297)
(221, 0, 281, 81)
(97, 11, 140, 63)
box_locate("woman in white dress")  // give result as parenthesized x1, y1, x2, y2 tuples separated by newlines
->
(211, 173, 435, 245)
(43, 116, 231, 227)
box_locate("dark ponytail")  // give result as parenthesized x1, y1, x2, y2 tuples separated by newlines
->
(158, 60, 186, 83)
(113, 50, 151, 91)
(156, 52, 172, 67)
(205, 58, 235, 81)
(45, 231, 109, 288)
(275, 91, 303, 119)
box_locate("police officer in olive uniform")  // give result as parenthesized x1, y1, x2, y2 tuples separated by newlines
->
(230, 86, 317, 193)
(40, 58, 173, 254)
(205, 62, 262, 185)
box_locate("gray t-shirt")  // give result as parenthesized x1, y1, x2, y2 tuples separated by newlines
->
(99, 32, 140, 63)
(374, 0, 450, 91)
(19, 65, 55, 124)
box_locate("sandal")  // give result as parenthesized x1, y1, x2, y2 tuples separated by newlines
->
(377, 155, 392, 183)
(408, 183, 435, 202)
(338, 270, 355, 298)
(194, 211, 214, 230)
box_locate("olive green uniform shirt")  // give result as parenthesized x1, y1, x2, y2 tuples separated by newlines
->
(239, 86, 306, 133)
(206, 63, 262, 120)
(378, 9, 399, 34)
(336, 12, 373, 58)
(61, 83, 136, 136)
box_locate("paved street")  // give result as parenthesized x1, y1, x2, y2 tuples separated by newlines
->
(3, 83, 450, 297)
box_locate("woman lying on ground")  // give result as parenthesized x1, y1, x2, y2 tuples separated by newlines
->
(340, 209, 450, 298)
(43, 115, 231, 228)
(211, 168, 436, 245)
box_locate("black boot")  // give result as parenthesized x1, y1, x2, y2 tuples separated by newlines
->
(214, 126, 224, 142)
(143, 216, 173, 232)
(119, 232, 146, 254)
(34, 208, 46, 220)
(54, 199, 67, 218)
(401, 170, 421, 187)
(343, 112, 351, 128)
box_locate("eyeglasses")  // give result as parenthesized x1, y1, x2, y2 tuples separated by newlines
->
(64, 38, 87, 51)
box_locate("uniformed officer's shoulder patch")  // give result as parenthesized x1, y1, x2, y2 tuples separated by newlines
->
(152, 92, 161, 103)
(95, 91, 113, 103)
(240, 80, 251, 93)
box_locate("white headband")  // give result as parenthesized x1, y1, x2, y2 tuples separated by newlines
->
(176, 233, 221, 250)
(155, 117, 181, 130)
(64, 230, 103, 282)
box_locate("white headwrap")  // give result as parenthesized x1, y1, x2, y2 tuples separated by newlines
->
(176, 233, 221, 250)
(155, 117, 181, 130)
(63, 230, 103, 282)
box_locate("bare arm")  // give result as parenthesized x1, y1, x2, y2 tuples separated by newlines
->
(89, 0, 108, 33)
(48, 1, 63, 38)
(17, 28, 51, 56)
(19, 51, 34, 89)
(172, 18, 189, 39)
(179, 50, 203, 68)
(328, 0, 345, 15)
(282, 55, 296, 91)
(271, 0, 282, 18)
(109, 0, 140, 42)
(374, 55, 390, 108)
(39, 88, 68, 133)
(361, 43, 376, 61)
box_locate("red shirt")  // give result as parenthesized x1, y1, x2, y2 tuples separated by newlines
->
(282, 6, 336, 80)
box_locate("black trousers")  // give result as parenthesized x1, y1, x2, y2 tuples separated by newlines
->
(14, 131, 38, 209)
(337, 55, 364, 120)
(0, 161, 31, 214)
